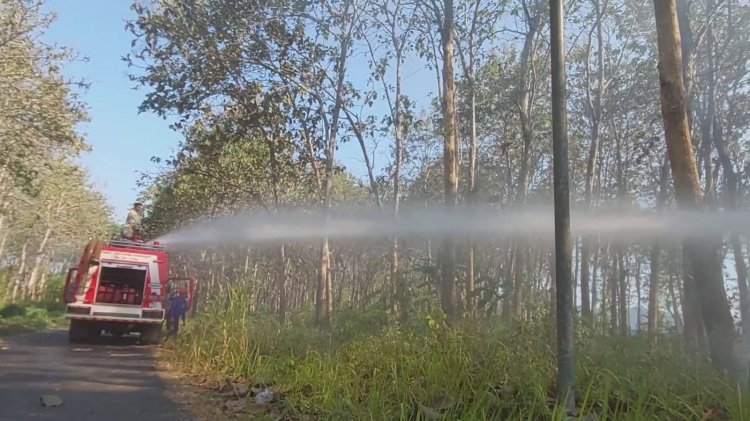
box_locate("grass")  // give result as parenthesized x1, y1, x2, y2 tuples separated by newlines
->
(0, 302, 66, 337)
(165, 291, 750, 420)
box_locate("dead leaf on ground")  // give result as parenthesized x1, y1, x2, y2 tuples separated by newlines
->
(40, 395, 63, 407)
(702, 408, 729, 421)
(428, 395, 454, 411)
(222, 399, 246, 413)
(231, 382, 249, 397)
(417, 395, 456, 420)
(254, 389, 274, 405)
(215, 378, 232, 392)
(418, 404, 444, 420)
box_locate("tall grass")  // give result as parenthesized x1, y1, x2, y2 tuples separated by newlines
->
(169, 289, 749, 420)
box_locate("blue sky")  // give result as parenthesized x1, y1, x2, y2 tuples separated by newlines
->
(43, 0, 179, 221)
(41, 0, 439, 223)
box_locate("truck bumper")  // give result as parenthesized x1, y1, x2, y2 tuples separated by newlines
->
(65, 304, 164, 324)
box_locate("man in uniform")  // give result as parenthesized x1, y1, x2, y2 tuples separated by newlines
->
(165, 288, 188, 338)
(121, 202, 144, 241)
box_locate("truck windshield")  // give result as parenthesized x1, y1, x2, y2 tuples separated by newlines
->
(96, 266, 147, 306)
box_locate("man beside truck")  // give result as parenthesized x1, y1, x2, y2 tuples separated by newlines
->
(165, 288, 188, 338)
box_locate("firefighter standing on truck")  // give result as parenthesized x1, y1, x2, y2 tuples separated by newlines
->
(121, 202, 143, 241)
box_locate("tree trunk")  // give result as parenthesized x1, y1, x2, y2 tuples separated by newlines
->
(277, 244, 287, 323)
(390, 47, 404, 319)
(652, 0, 740, 379)
(326, 246, 333, 322)
(648, 245, 661, 347)
(37, 265, 50, 301)
(11, 240, 29, 302)
(550, 0, 575, 405)
(648, 156, 669, 348)
(698, 1, 717, 198)
(618, 251, 628, 336)
(440, 0, 458, 323)
(465, 65, 478, 319)
(591, 242, 600, 326)
(502, 248, 516, 321)
(0, 216, 7, 261)
(510, 6, 540, 323)
(316, 239, 331, 327)
(609, 252, 618, 335)
(681, 246, 706, 351)
(635, 258, 642, 333)
(668, 257, 682, 334)
(580, 241, 592, 326)
(733, 240, 749, 336)
(676, 0, 695, 132)
(714, 113, 750, 340)
(581, 0, 606, 327)
(315, 13, 352, 327)
(512, 244, 526, 318)
(390, 237, 401, 316)
(573, 239, 579, 311)
(266, 132, 288, 323)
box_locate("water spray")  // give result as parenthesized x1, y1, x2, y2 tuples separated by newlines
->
(155, 204, 750, 248)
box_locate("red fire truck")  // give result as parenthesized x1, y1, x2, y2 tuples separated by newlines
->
(62, 238, 195, 344)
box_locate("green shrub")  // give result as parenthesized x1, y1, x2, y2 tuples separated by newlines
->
(0, 302, 65, 336)
(0, 303, 26, 318)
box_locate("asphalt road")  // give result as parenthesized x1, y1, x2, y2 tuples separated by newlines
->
(0, 329, 191, 421)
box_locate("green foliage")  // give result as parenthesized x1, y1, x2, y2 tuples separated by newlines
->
(0, 0, 89, 194)
(40, 275, 67, 311)
(0, 303, 26, 318)
(168, 290, 749, 420)
(0, 302, 64, 337)
(0, 275, 68, 336)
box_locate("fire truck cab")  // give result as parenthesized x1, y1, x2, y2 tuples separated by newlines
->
(62, 238, 194, 344)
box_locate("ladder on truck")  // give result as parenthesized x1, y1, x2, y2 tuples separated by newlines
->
(108, 238, 166, 252)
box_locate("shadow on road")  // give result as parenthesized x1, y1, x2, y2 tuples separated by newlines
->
(0, 330, 190, 420)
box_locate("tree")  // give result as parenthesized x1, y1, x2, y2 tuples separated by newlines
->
(550, 0, 574, 407)
(652, 0, 740, 379)
(579, 0, 608, 327)
(508, 0, 545, 321)
(361, 0, 419, 319)
(455, 0, 505, 317)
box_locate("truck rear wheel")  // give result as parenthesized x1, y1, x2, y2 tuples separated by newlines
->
(69, 320, 93, 343)
(141, 324, 162, 345)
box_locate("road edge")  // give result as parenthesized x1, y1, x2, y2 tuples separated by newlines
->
(153, 347, 234, 421)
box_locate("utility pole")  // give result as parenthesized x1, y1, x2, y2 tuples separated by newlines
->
(550, 0, 574, 411)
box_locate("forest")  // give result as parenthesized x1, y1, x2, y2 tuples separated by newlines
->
(3, 0, 750, 418)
